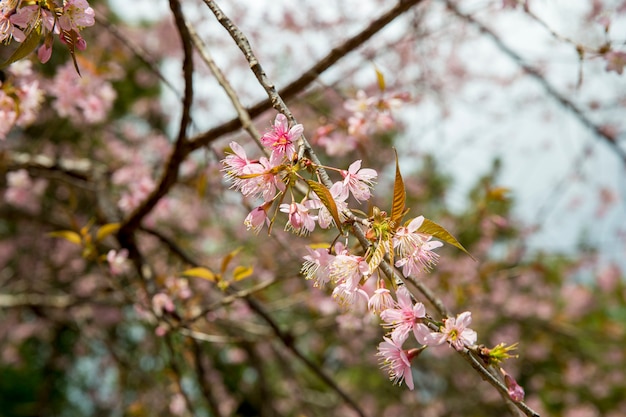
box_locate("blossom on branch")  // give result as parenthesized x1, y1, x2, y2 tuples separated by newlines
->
(301, 246, 333, 288)
(368, 281, 395, 315)
(339, 160, 377, 202)
(58, 0, 95, 32)
(279, 200, 318, 235)
(244, 205, 269, 234)
(377, 331, 416, 390)
(393, 215, 443, 276)
(260, 113, 303, 159)
(415, 311, 477, 351)
(380, 285, 426, 339)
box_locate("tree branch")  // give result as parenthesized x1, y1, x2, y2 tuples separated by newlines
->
(118, 0, 195, 239)
(188, 0, 425, 152)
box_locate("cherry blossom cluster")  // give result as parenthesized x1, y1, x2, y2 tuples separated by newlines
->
(3, 168, 47, 211)
(314, 89, 409, 157)
(222, 113, 378, 236)
(377, 285, 477, 389)
(48, 59, 117, 124)
(0, 0, 95, 64)
(223, 112, 525, 400)
(301, 215, 445, 311)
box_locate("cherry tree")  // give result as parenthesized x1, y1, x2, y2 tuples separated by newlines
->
(1, 1, 625, 416)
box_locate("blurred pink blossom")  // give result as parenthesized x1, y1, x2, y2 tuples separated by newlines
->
(48, 60, 116, 124)
(604, 51, 626, 75)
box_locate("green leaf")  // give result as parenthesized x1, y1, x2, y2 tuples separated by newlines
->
(47, 230, 82, 246)
(182, 267, 217, 282)
(418, 218, 475, 260)
(306, 179, 342, 229)
(233, 265, 253, 281)
(96, 223, 120, 242)
(0, 24, 43, 69)
(390, 149, 407, 230)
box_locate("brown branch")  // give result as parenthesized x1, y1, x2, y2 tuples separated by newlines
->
(188, 0, 425, 153)
(144, 222, 367, 417)
(118, 0, 195, 240)
(95, 15, 181, 97)
(115, 0, 423, 241)
(190, 339, 224, 417)
(186, 21, 263, 148)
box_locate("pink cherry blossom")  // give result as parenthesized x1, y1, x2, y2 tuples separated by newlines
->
(368, 284, 395, 315)
(301, 246, 333, 288)
(10, 5, 56, 34)
(380, 286, 426, 339)
(347, 115, 369, 138)
(604, 51, 626, 75)
(344, 90, 374, 114)
(328, 250, 369, 288)
(502, 369, 525, 402)
(239, 153, 285, 203)
(332, 283, 369, 309)
(393, 216, 443, 275)
(244, 205, 269, 234)
(118, 176, 155, 213)
(222, 141, 255, 192)
(340, 160, 377, 202)
(58, 0, 95, 32)
(416, 311, 477, 351)
(1, 12, 25, 43)
(317, 130, 358, 157)
(4, 169, 47, 210)
(260, 113, 303, 159)
(107, 249, 129, 276)
(152, 293, 175, 316)
(279, 200, 318, 235)
(48, 60, 116, 124)
(377, 331, 415, 390)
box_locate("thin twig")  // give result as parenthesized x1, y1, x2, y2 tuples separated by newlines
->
(190, 339, 225, 417)
(146, 220, 368, 417)
(164, 335, 197, 416)
(95, 15, 181, 97)
(188, 0, 425, 153)
(118, 0, 195, 239)
(186, 21, 263, 148)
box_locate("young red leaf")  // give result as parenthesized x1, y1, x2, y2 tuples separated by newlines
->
(390, 149, 407, 230)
